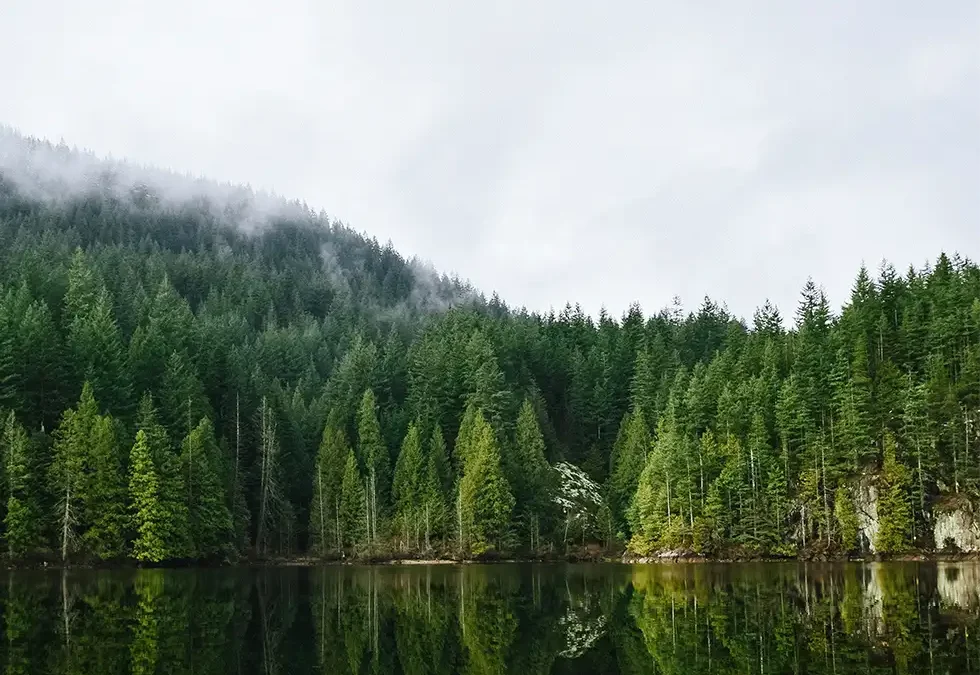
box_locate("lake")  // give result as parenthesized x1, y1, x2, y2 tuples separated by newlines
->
(1, 562, 978, 674)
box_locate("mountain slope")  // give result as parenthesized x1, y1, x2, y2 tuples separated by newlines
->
(0, 127, 978, 562)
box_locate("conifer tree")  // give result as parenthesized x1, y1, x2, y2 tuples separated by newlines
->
(135, 394, 189, 560)
(513, 399, 553, 550)
(17, 299, 65, 430)
(0, 289, 26, 412)
(161, 350, 211, 442)
(255, 395, 285, 556)
(630, 347, 660, 430)
(309, 413, 348, 556)
(67, 289, 131, 416)
(834, 486, 859, 553)
(610, 410, 650, 537)
(459, 410, 514, 556)
(453, 403, 479, 473)
(876, 432, 913, 554)
(4, 412, 43, 557)
(129, 430, 167, 563)
(421, 430, 449, 549)
(392, 421, 425, 550)
(339, 449, 366, 552)
(50, 383, 101, 561)
(357, 389, 388, 541)
(82, 414, 127, 559)
(180, 417, 233, 559)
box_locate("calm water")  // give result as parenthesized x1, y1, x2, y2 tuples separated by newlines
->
(2, 562, 980, 674)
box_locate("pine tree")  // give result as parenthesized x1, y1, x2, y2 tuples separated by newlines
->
(392, 421, 425, 551)
(129, 430, 167, 563)
(4, 412, 44, 557)
(180, 417, 233, 559)
(17, 299, 65, 431)
(610, 410, 650, 538)
(459, 410, 514, 556)
(834, 486, 859, 553)
(339, 449, 366, 552)
(135, 394, 189, 560)
(161, 350, 211, 442)
(357, 388, 388, 542)
(876, 432, 913, 554)
(50, 383, 100, 561)
(630, 347, 660, 430)
(901, 379, 936, 541)
(67, 289, 132, 416)
(0, 286, 31, 412)
(82, 414, 127, 559)
(453, 403, 479, 473)
(309, 413, 348, 556)
(513, 399, 553, 551)
(421, 426, 449, 549)
(255, 395, 286, 556)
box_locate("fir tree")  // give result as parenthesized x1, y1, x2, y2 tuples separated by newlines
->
(339, 449, 366, 552)
(513, 399, 553, 550)
(129, 430, 167, 563)
(309, 414, 348, 556)
(357, 388, 388, 543)
(3, 412, 43, 557)
(610, 410, 650, 538)
(135, 394, 189, 560)
(459, 410, 514, 556)
(392, 421, 425, 550)
(876, 432, 913, 554)
(180, 417, 233, 559)
(82, 414, 127, 559)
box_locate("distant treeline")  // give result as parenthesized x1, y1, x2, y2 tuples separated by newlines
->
(0, 134, 978, 563)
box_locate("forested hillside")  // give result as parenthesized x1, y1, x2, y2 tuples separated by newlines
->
(0, 129, 978, 563)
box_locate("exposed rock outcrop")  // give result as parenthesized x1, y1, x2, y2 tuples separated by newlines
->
(854, 476, 879, 554)
(933, 500, 980, 552)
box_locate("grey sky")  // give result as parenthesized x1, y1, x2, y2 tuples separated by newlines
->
(1, 1, 978, 322)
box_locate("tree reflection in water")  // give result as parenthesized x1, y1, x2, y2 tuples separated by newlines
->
(1, 562, 979, 674)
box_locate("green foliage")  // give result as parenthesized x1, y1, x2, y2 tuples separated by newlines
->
(513, 398, 553, 548)
(392, 421, 425, 549)
(459, 410, 514, 556)
(834, 486, 859, 553)
(81, 413, 127, 559)
(309, 414, 348, 555)
(876, 432, 913, 555)
(132, 396, 189, 561)
(3, 412, 43, 556)
(339, 450, 366, 552)
(357, 388, 389, 516)
(180, 417, 233, 559)
(610, 410, 650, 538)
(0, 132, 978, 561)
(129, 430, 167, 563)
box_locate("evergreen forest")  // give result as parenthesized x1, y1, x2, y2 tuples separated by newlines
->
(1, 129, 978, 563)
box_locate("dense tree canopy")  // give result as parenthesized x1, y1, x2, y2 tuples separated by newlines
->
(0, 130, 977, 562)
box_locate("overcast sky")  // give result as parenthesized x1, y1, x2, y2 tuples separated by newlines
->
(1, 1, 977, 322)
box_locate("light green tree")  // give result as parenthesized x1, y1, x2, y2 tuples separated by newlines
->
(130, 430, 167, 563)
(876, 432, 913, 554)
(459, 409, 514, 556)
(339, 449, 366, 553)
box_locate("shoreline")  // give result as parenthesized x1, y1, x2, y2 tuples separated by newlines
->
(6, 550, 980, 571)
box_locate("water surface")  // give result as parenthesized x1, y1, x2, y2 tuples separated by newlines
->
(2, 562, 979, 674)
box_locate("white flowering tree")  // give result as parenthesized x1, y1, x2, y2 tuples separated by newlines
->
(553, 462, 614, 549)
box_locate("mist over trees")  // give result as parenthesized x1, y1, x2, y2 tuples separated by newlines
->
(0, 129, 978, 562)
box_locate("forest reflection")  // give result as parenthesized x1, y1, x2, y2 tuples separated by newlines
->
(1, 562, 979, 674)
